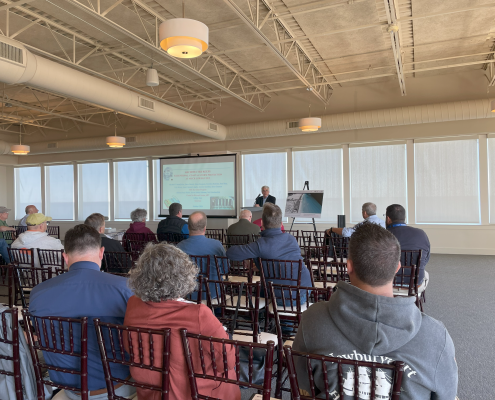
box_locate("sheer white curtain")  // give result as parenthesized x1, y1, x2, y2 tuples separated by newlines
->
(78, 163, 109, 220)
(154, 159, 161, 220)
(114, 160, 149, 220)
(15, 167, 42, 220)
(416, 139, 480, 224)
(293, 148, 343, 223)
(45, 164, 74, 220)
(489, 138, 495, 224)
(242, 152, 287, 214)
(350, 144, 407, 223)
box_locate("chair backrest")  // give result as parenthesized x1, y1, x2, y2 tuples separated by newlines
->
(22, 310, 89, 400)
(399, 250, 422, 290)
(14, 265, 66, 308)
(329, 234, 349, 248)
(157, 232, 186, 244)
(259, 258, 303, 286)
(331, 245, 349, 263)
(251, 233, 261, 242)
(13, 226, 28, 236)
(301, 231, 327, 247)
(0, 264, 14, 307)
(309, 260, 349, 288)
(224, 234, 250, 248)
(303, 244, 331, 263)
(8, 248, 35, 268)
(215, 256, 254, 282)
(184, 275, 204, 304)
(1, 230, 17, 243)
(0, 307, 22, 400)
(284, 346, 405, 400)
(282, 230, 301, 245)
(46, 225, 60, 239)
(205, 229, 223, 242)
(102, 251, 133, 276)
(94, 319, 171, 400)
(37, 249, 65, 270)
(180, 328, 275, 400)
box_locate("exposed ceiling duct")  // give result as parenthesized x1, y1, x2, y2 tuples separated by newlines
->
(0, 98, 493, 155)
(0, 36, 226, 141)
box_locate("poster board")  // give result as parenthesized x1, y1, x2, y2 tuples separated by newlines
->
(285, 190, 324, 218)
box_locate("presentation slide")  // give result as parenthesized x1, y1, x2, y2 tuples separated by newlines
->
(160, 154, 237, 217)
(285, 190, 324, 218)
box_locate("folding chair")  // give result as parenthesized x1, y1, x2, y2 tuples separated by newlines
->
(102, 251, 134, 276)
(22, 311, 89, 400)
(180, 328, 276, 400)
(94, 318, 171, 400)
(0, 264, 14, 307)
(284, 346, 405, 400)
(0, 307, 23, 400)
(38, 249, 65, 270)
(268, 282, 332, 397)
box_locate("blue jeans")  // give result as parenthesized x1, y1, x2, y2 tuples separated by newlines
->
(0, 239, 10, 264)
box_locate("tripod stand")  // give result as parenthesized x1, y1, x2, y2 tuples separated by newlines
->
(289, 181, 318, 235)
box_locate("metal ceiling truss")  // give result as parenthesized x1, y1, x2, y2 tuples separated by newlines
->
(383, 0, 406, 95)
(0, 0, 222, 118)
(62, 0, 272, 112)
(223, 0, 333, 104)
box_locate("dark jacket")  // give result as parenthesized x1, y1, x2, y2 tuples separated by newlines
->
(101, 235, 126, 253)
(157, 216, 188, 235)
(293, 282, 457, 400)
(255, 195, 276, 206)
(226, 228, 311, 288)
(226, 218, 260, 237)
(387, 224, 430, 284)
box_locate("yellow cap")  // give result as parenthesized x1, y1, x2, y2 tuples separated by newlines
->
(26, 213, 53, 226)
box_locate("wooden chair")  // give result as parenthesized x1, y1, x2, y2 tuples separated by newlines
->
(13, 225, 27, 236)
(38, 249, 65, 270)
(180, 328, 276, 400)
(301, 230, 327, 248)
(0, 307, 23, 400)
(1, 230, 17, 243)
(102, 251, 133, 276)
(7, 248, 35, 269)
(205, 228, 223, 242)
(395, 250, 424, 310)
(215, 256, 259, 284)
(284, 346, 405, 400)
(94, 319, 171, 400)
(0, 264, 14, 307)
(309, 260, 349, 289)
(224, 234, 250, 248)
(14, 265, 65, 308)
(184, 275, 204, 305)
(157, 232, 186, 244)
(267, 282, 333, 397)
(46, 225, 60, 239)
(22, 311, 89, 400)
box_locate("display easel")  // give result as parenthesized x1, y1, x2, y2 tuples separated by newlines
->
(289, 181, 318, 234)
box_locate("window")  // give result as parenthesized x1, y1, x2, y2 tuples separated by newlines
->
(14, 167, 42, 220)
(78, 163, 109, 220)
(114, 160, 149, 220)
(350, 144, 407, 223)
(45, 164, 74, 220)
(242, 152, 287, 217)
(154, 159, 161, 220)
(293, 148, 343, 222)
(416, 139, 480, 224)
(489, 138, 495, 224)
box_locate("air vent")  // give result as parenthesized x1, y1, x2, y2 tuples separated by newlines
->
(127, 136, 136, 143)
(208, 122, 218, 132)
(287, 121, 299, 129)
(47, 142, 58, 149)
(138, 97, 155, 111)
(0, 41, 23, 65)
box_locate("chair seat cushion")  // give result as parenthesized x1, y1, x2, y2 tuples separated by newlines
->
(201, 294, 232, 306)
(228, 296, 266, 310)
(314, 281, 337, 289)
(268, 301, 312, 316)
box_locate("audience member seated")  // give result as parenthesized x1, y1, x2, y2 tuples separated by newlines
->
(325, 202, 385, 237)
(125, 208, 154, 237)
(252, 203, 284, 231)
(226, 203, 312, 295)
(386, 204, 430, 289)
(0, 206, 15, 245)
(0, 238, 10, 264)
(227, 209, 260, 237)
(19, 204, 39, 227)
(29, 224, 135, 400)
(124, 242, 240, 400)
(292, 223, 457, 400)
(11, 213, 64, 268)
(157, 202, 189, 238)
(177, 212, 227, 295)
(84, 213, 126, 253)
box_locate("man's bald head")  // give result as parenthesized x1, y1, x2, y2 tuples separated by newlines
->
(25, 205, 38, 215)
(240, 209, 252, 221)
(188, 211, 207, 235)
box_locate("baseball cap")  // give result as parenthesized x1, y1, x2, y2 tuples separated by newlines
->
(26, 213, 53, 226)
(0, 206, 11, 213)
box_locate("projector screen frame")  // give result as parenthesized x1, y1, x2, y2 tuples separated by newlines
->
(158, 153, 238, 219)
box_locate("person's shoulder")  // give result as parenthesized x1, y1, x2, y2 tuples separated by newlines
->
(31, 271, 68, 296)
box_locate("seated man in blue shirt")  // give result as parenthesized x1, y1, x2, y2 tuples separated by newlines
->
(29, 224, 135, 400)
(177, 211, 226, 299)
(325, 202, 385, 237)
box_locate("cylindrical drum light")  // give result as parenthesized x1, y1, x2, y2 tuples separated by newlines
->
(106, 136, 126, 148)
(298, 117, 322, 132)
(146, 68, 159, 86)
(159, 18, 208, 59)
(11, 144, 30, 155)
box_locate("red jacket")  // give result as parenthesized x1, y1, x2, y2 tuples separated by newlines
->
(124, 296, 241, 400)
(253, 218, 285, 231)
(125, 221, 154, 235)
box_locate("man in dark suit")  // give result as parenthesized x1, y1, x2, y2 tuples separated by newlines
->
(255, 185, 276, 207)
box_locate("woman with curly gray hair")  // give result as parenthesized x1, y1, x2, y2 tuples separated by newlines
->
(124, 243, 240, 400)
(124, 208, 154, 237)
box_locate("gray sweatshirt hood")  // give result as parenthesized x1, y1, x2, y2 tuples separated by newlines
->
(15, 231, 50, 246)
(330, 281, 422, 355)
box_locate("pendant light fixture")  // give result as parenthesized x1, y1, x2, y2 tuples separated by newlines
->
(106, 112, 126, 148)
(298, 104, 322, 132)
(11, 124, 30, 155)
(146, 66, 159, 86)
(159, 2, 208, 59)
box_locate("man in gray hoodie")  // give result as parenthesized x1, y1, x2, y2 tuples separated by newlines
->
(292, 223, 457, 399)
